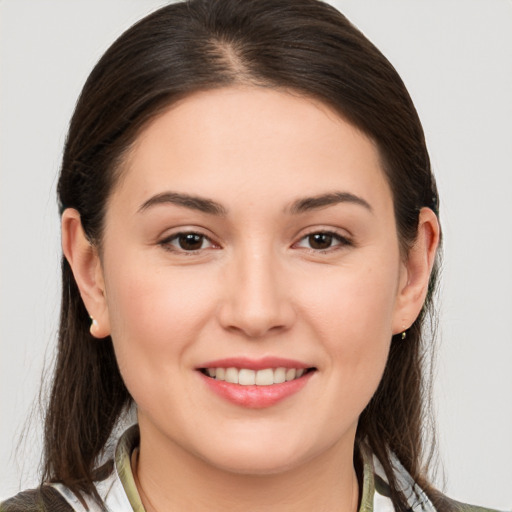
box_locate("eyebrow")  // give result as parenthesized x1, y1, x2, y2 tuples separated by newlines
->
(138, 192, 227, 216)
(287, 192, 373, 215)
(138, 190, 372, 216)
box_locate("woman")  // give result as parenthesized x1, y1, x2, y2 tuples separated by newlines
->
(0, 1, 499, 511)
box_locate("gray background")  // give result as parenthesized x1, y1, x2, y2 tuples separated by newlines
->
(1, 0, 511, 508)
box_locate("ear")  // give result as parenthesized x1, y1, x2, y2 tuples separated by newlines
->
(392, 207, 440, 334)
(61, 208, 111, 338)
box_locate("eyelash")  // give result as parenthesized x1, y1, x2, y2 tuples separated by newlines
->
(294, 230, 353, 253)
(159, 230, 352, 254)
(159, 232, 217, 254)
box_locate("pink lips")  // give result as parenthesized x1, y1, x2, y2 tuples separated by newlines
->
(197, 357, 314, 409)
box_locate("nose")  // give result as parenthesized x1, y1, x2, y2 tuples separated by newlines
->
(217, 247, 296, 339)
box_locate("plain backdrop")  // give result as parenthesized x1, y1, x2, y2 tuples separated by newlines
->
(1, 0, 511, 508)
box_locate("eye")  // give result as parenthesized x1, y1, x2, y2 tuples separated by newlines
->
(161, 232, 215, 252)
(295, 231, 351, 251)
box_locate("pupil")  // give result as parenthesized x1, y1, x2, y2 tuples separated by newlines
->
(309, 233, 332, 250)
(179, 233, 203, 250)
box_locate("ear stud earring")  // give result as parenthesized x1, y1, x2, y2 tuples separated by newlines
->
(89, 316, 99, 335)
(401, 331, 407, 340)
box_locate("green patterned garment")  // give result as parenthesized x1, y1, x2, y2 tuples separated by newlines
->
(0, 425, 501, 512)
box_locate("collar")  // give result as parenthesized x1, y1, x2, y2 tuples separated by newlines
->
(51, 424, 436, 512)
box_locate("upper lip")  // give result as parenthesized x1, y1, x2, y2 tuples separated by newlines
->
(197, 356, 312, 371)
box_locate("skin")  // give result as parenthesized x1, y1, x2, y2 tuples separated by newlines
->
(62, 86, 439, 511)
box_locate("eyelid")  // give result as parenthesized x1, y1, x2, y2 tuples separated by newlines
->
(156, 226, 353, 254)
(158, 229, 220, 253)
(293, 228, 353, 252)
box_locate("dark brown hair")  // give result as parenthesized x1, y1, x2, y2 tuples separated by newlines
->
(47, 0, 442, 509)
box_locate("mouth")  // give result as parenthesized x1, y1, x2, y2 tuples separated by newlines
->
(197, 359, 317, 408)
(199, 366, 316, 386)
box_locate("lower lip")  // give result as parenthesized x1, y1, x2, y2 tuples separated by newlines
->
(199, 371, 314, 409)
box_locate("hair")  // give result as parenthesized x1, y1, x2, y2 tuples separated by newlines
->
(45, 0, 444, 509)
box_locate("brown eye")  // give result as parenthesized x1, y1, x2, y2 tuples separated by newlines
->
(295, 231, 351, 252)
(178, 233, 205, 250)
(307, 233, 333, 250)
(161, 232, 214, 252)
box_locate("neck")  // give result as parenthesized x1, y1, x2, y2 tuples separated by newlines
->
(132, 426, 359, 512)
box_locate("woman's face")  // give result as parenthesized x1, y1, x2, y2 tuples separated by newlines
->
(95, 86, 412, 473)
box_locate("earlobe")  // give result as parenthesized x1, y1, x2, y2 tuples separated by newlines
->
(393, 207, 440, 334)
(61, 208, 111, 338)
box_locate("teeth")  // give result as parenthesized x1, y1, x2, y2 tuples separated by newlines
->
(225, 367, 238, 384)
(255, 368, 274, 386)
(204, 367, 309, 385)
(274, 367, 286, 384)
(285, 368, 296, 381)
(238, 369, 256, 385)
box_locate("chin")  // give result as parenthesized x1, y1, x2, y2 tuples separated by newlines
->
(194, 432, 318, 476)
(206, 450, 305, 476)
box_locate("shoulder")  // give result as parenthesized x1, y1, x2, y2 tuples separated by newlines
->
(457, 505, 504, 512)
(365, 445, 502, 512)
(431, 491, 503, 512)
(420, 485, 503, 512)
(0, 486, 74, 512)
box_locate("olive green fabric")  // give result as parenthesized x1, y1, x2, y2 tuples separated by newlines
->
(0, 486, 73, 512)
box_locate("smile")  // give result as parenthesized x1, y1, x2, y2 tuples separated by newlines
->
(198, 362, 316, 408)
(200, 367, 312, 386)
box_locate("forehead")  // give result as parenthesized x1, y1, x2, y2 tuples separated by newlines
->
(113, 86, 391, 214)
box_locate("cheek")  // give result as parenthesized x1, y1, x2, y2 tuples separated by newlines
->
(102, 257, 217, 382)
(300, 260, 399, 344)
(296, 259, 399, 410)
